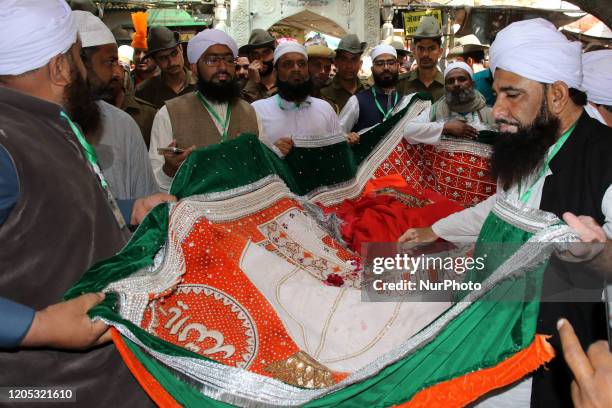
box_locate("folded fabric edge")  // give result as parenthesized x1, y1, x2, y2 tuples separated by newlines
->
(111, 328, 182, 408)
(396, 334, 556, 408)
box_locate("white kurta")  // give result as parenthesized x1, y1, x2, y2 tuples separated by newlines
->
(339, 94, 445, 146)
(148, 97, 264, 192)
(251, 95, 342, 154)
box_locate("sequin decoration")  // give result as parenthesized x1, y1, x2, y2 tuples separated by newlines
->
(264, 351, 337, 389)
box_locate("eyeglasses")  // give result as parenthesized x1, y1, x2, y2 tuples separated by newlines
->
(202, 55, 236, 66)
(372, 59, 398, 68)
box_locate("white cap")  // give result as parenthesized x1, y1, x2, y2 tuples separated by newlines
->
(273, 41, 307, 65)
(187, 28, 238, 64)
(444, 61, 473, 79)
(118, 45, 134, 64)
(73, 10, 116, 48)
(371, 44, 397, 61)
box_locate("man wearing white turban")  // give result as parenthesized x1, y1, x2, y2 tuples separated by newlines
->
(401, 61, 495, 144)
(582, 50, 612, 127)
(340, 44, 445, 148)
(0, 1, 172, 404)
(252, 41, 342, 157)
(399, 17, 612, 408)
(149, 28, 261, 192)
(73, 10, 159, 201)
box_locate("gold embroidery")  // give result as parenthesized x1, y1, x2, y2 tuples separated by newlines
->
(264, 351, 336, 389)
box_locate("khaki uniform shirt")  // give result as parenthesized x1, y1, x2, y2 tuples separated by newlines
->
(135, 67, 197, 109)
(320, 76, 370, 114)
(121, 93, 157, 148)
(397, 69, 445, 101)
(241, 79, 277, 103)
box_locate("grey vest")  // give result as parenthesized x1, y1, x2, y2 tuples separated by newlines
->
(0, 87, 151, 407)
(166, 92, 259, 149)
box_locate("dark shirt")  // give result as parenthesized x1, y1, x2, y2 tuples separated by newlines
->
(135, 68, 197, 109)
(397, 68, 445, 101)
(121, 92, 158, 148)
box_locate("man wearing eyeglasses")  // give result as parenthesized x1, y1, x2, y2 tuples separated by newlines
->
(239, 29, 278, 103)
(320, 34, 370, 113)
(135, 26, 197, 109)
(148, 29, 261, 192)
(340, 45, 404, 143)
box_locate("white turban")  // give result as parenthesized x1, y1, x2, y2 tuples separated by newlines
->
(582, 50, 612, 106)
(444, 61, 473, 79)
(73, 10, 115, 48)
(187, 29, 238, 64)
(489, 18, 583, 89)
(0, 0, 77, 75)
(371, 44, 397, 61)
(273, 42, 307, 65)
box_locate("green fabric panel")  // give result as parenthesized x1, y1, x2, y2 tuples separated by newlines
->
(65, 203, 169, 300)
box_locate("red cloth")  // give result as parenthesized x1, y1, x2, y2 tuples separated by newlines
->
(334, 179, 463, 253)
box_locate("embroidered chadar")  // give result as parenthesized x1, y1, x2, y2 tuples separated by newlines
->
(66, 95, 571, 407)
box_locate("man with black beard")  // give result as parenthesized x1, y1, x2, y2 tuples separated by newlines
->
(402, 61, 495, 143)
(340, 45, 447, 147)
(0, 1, 172, 404)
(240, 29, 278, 103)
(399, 19, 612, 408)
(251, 42, 341, 157)
(149, 29, 260, 192)
(74, 11, 159, 201)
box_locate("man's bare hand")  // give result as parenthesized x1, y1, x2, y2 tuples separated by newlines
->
(161, 140, 195, 178)
(274, 137, 294, 156)
(398, 227, 438, 243)
(248, 60, 263, 83)
(557, 212, 606, 262)
(443, 120, 479, 140)
(558, 318, 612, 408)
(21, 293, 111, 350)
(131, 192, 176, 225)
(347, 132, 360, 145)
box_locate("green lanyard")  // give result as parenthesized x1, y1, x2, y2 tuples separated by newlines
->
(60, 111, 108, 189)
(519, 122, 577, 203)
(196, 91, 232, 142)
(275, 94, 310, 111)
(372, 87, 398, 122)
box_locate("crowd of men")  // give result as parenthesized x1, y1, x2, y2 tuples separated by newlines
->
(0, 1, 611, 407)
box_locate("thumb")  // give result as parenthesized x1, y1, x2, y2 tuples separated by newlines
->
(77, 292, 106, 311)
(563, 212, 595, 241)
(92, 327, 113, 346)
(168, 139, 177, 148)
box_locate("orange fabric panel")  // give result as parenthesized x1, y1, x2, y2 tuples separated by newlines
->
(111, 328, 181, 408)
(397, 334, 555, 408)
